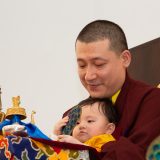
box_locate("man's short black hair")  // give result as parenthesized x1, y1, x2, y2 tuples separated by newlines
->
(76, 20, 128, 54)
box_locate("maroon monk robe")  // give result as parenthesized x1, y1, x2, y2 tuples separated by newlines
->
(100, 73, 160, 160)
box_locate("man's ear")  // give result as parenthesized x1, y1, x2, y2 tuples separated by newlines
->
(105, 123, 116, 134)
(120, 50, 131, 68)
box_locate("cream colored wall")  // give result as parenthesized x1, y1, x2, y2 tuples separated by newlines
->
(0, 0, 160, 136)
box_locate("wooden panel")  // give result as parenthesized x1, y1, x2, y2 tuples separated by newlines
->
(128, 37, 160, 86)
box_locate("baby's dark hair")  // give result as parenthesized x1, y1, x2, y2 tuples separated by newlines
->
(78, 97, 118, 124)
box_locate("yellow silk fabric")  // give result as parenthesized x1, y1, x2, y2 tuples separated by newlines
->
(84, 134, 115, 152)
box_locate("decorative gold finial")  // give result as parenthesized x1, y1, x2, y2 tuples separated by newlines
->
(31, 111, 36, 124)
(5, 96, 27, 120)
(0, 87, 5, 122)
(12, 96, 21, 107)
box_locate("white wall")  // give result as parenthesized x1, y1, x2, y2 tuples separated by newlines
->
(0, 0, 160, 136)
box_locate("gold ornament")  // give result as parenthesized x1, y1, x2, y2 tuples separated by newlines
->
(31, 111, 36, 124)
(5, 96, 27, 120)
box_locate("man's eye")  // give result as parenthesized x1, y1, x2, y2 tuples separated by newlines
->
(79, 65, 85, 68)
(95, 63, 105, 67)
(78, 63, 87, 68)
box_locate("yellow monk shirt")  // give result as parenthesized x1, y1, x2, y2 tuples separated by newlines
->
(84, 134, 115, 152)
(111, 89, 121, 104)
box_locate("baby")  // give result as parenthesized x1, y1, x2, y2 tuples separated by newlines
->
(53, 97, 117, 152)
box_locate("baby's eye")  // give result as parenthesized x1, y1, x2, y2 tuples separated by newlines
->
(88, 120, 94, 123)
(76, 121, 80, 125)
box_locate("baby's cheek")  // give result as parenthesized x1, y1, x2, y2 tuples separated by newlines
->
(72, 128, 78, 137)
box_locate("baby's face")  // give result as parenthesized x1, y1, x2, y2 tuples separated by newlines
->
(72, 102, 110, 143)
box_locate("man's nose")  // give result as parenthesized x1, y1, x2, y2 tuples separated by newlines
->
(85, 66, 97, 81)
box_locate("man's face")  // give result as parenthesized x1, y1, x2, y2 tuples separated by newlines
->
(76, 39, 129, 98)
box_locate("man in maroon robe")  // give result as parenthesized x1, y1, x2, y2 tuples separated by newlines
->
(64, 20, 160, 160)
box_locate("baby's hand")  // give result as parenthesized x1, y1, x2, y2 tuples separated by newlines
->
(58, 135, 83, 145)
(53, 116, 69, 135)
